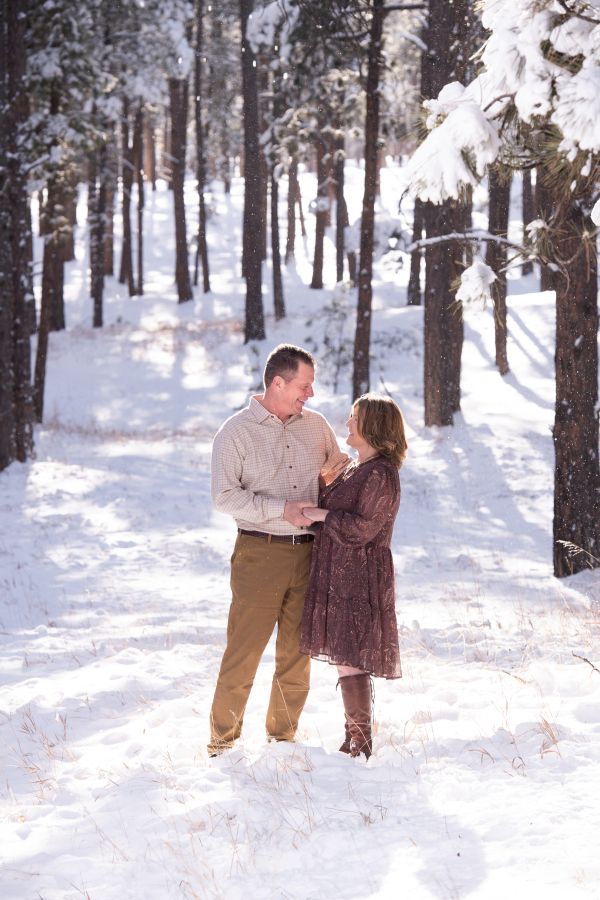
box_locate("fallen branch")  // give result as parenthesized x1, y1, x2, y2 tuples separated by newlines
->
(572, 652, 600, 675)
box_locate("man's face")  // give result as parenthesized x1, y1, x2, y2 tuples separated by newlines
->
(277, 362, 315, 418)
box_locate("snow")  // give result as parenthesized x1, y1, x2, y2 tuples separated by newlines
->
(403, 81, 500, 202)
(2, 164, 600, 899)
(456, 258, 496, 305)
(407, 1, 600, 203)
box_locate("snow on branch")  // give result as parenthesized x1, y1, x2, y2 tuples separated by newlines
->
(406, 0, 600, 206)
(247, 0, 300, 58)
(456, 258, 497, 305)
(404, 82, 500, 203)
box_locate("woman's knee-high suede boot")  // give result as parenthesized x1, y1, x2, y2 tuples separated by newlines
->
(338, 674, 373, 759)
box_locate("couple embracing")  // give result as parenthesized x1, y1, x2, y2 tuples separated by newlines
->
(208, 344, 407, 760)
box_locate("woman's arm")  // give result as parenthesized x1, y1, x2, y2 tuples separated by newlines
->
(302, 506, 329, 522)
(323, 466, 399, 546)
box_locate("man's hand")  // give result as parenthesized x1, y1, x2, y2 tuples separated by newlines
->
(283, 500, 313, 527)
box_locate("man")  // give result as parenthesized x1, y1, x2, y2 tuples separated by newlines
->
(208, 343, 347, 756)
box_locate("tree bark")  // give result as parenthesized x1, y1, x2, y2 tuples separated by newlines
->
(144, 118, 157, 191)
(552, 197, 600, 577)
(486, 164, 511, 376)
(240, 0, 265, 341)
(310, 136, 328, 290)
(423, 201, 464, 425)
(0, 0, 34, 466)
(258, 56, 269, 264)
(421, 0, 469, 425)
(352, 0, 384, 399)
(271, 172, 285, 320)
(537, 166, 555, 292)
(407, 198, 424, 306)
(334, 134, 346, 284)
(285, 154, 298, 264)
(132, 102, 144, 295)
(88, 141, 107, 328)
(296, 176, 307, 238)
(41, 177, 66, 332)
(34, 237, 54, 421)
(119, 97, 135, 295)
(169, 76, 193, 303)
(521, 168, 534, 275)
(194, 0, 211, 293)
(62, 166, 77, 264)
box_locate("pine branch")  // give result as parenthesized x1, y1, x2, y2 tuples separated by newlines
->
(555, 0, 600, 26)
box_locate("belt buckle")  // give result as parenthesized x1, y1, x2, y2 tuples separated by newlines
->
(291, 533, 298, 544)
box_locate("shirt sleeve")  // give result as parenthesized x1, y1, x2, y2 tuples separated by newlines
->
(323, 465, 399, 546)
(211, 425, 286, 524)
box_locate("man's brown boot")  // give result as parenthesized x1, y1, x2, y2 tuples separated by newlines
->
(338, 673, 373, 759)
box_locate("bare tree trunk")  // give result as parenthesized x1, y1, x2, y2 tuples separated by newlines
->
(271, 173, 285, 319)
(63, 167, 77, 263)
(552, 196, 600, 577)
(41, 178, 66, 333)
(104, 138, 118, 277)
(258, 56, 269, 264)
(407, 198, 424, 306)
(162, 107, 173, 187)
(144, 118, 157, 191)
(169, 77, 193, 303)
(296, 176, 307, 238)
(486, 164, 511, 376)
(34, 238, 54, 422)
(310, 136, 328, 289)
(421, 0, 469, 426)
(0, 0, 34, 466)
(88, 141, 107, 328)
(537, 166, 555, 292)
(119, 97, 135, 295)
(334, 133, 346, 283)
(132, 102, 144, 295)
(39, 85, 65, 332)
(521, 168, 534, 275)
(422, 202, 464, 425)
(194, 0, 211, 293)
(352, 0, 384, 399)
(240, 0, 265, 341)
(285, 154, 298, 264)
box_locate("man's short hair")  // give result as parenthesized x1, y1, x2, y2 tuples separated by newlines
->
(264, 344, 316, 388)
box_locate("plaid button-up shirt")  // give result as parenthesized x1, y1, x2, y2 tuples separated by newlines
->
(211, 396, 348, 535)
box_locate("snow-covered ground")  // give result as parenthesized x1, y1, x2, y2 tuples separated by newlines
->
(1, 165, 600, 900)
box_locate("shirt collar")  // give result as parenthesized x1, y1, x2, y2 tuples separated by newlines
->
(249, 395, 302, 425)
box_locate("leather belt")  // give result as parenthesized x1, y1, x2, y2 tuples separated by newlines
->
(238, 529, 314, 544)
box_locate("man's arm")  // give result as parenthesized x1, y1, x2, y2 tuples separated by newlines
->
(212, 426, 311, 527)
(319, 420, 350, 487)
(211, 427, 286, 523)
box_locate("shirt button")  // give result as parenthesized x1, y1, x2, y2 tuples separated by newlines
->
(293, 485, 297, 489)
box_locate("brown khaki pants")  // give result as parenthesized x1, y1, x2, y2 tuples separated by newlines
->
(208, 533, 312, 755)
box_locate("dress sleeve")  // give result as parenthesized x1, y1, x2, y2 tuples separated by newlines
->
(323, 464, 399, 546)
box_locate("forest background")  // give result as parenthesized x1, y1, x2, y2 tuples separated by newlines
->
(1, 1, 600, 897)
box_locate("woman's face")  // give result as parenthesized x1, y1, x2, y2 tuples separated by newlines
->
(346, 406, 373, 454)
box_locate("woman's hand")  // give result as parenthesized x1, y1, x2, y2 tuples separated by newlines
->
(302, 506, 329, 522)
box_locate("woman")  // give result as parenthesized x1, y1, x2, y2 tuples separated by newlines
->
(299, 393, 407, 759)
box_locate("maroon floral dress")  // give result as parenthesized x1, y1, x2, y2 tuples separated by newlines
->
(299, 456, 402, 679)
